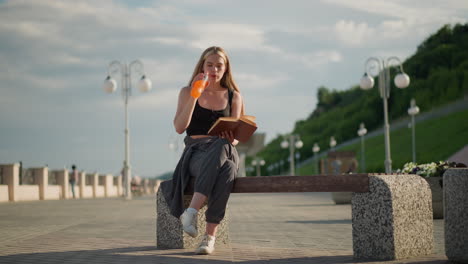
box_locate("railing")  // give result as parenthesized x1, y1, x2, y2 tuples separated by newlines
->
(86, 174, 94, 185)
(0, 163, 157, 202)
(21, 169, 35, 185)
(48, 170, 59, 185)
(99, 175, 105, 186)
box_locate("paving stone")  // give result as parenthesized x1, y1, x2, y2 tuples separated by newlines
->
(0, 193, 446, 263)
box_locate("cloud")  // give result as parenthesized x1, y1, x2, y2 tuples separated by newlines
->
(322, 0, 467, 49)
(236, 72, 290, 92)
(188, 23, 281, 53)
(148, 37, 185, 46)
(279, 50, 343, 69)
(325, 0, 467, 45)
(334, 20, 374, 46)
(143, 59, 191, 86)
(128, 89, 179, 111)
(1, 0, 466, 177)
(0, 68, 68, 92)
(323, 0, 456, 20)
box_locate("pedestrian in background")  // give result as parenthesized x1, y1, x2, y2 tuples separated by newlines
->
(70, 165, 78, 199)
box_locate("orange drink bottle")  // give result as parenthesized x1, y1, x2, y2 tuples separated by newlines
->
(191, 73, 209, 98)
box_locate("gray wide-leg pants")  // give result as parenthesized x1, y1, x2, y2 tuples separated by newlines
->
(188, 139, 238, 224)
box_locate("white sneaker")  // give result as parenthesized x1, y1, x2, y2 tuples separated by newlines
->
(195, 235, 215, 255)
(180, 209, 198, 238)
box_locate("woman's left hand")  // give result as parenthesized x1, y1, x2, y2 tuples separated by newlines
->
(220, 130, 236, 144)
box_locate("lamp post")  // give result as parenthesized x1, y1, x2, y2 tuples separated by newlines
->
(357, 122, 368, 173)
(360, 57, 410, 173)
(281, 134, 303, 176)
(329, 136, 337, 152)
(312, 143, 320, 174)
(251, 157, 265, 176)
(408, 98, 420, 163)
(103, 60, 152, 200)
(295, 152, 301, 176)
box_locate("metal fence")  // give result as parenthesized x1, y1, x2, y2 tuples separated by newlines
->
(48, 171, 59, 185)
(21, 169, 35, 185)
(99, 175, 105, 185)
(85, 174, 94, 185)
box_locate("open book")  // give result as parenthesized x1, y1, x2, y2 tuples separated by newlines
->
(207, 115, 258, 143)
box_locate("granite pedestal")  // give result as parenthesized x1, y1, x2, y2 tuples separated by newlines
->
(352, 174, 434, 260)
(156, 189, 229, 249)
(444, 168, 468, 263)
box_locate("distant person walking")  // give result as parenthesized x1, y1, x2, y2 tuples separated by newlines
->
(70, 165, 78, 199)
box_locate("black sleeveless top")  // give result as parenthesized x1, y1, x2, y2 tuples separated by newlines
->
(186, 90, 233, 136)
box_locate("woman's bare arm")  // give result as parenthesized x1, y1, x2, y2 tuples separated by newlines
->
(173, 86, 197, 134)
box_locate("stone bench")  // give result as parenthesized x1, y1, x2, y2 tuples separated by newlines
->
(156, 174, 434, 261)
(444, 168, 468, 263)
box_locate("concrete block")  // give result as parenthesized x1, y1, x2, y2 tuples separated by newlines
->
(55, 169, 69, 199)
(79, 172, 86, 198)
(352, 174, 433, 260)
(103, 174, 113, 197)
(1, 163, 19, 201)
(87, 173, 98, 198)
(444, 168, 468, 263)
(116, 175, 123, 196)
(31, 167, 48, 200)
(156, 189, 229, 249)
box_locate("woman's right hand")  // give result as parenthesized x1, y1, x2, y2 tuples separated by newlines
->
(190, 73, 210, 99)
(190, 73, 205, 88)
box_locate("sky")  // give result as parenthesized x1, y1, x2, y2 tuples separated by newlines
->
(1, 0, 467, 178)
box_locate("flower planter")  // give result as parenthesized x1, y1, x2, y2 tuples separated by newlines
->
(398, 161, 467, 219)
(425, 177, 443, 219)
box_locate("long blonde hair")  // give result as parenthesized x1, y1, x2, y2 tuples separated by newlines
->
(189, 46, 244, 114)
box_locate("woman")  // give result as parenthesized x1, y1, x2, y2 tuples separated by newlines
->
(161, 46, 243, 255)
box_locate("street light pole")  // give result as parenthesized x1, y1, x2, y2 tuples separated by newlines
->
(281, 134, 303, 176)
(329, 136, 337, 152)
(312, 143, 320, 174)
(408, 98, 420, 163)
(357, 122, 368, 173)
(360, 57, 410, 173)
(295, 152, 301, 176)
(251, 157, 265, 177)
(103, 60, 152, 200)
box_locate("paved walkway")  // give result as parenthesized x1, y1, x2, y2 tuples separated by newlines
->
(0, 192, 447, 263)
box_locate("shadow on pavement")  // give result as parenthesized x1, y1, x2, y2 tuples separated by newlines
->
(286, 204, 337, 207)
(286, 219, 352, 224)
(0, 246, 449, 264)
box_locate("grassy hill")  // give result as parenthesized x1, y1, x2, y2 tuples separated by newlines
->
(297, 108, 468, 175)
(252, 23, 468, 176)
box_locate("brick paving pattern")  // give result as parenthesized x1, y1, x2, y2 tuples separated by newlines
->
(0, 193, 447, 263)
